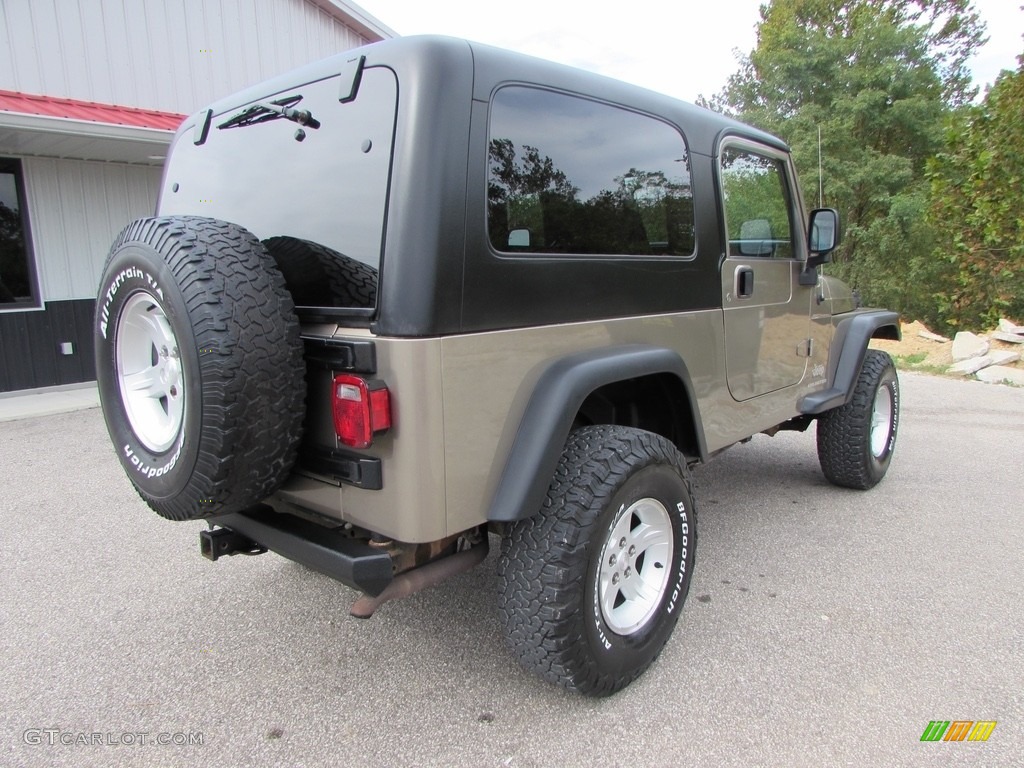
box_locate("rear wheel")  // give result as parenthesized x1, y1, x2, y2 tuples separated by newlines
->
(95, 216, 305, 520)
(816, 349, 899, 489)
(498, 426, 697, 696)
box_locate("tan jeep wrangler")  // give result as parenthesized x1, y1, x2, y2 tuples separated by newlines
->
(95, 36, 900, 696)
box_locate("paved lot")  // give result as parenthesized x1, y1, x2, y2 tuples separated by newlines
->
(1, 371, 1021, 767)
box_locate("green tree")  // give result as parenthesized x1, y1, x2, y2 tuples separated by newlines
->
(713, 0, 985, 317)
(927, 58, 1024, 329)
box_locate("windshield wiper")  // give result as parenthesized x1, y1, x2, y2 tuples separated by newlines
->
(217, 95, 321, 130)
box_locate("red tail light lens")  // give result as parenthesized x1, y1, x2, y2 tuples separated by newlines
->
(333, 375, 391, 449)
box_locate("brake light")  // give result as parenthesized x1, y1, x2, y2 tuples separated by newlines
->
(333, 374, 392, 449)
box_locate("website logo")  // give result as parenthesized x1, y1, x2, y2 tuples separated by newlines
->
(920, 721, 996, 742)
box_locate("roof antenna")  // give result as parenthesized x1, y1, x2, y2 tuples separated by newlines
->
(817, 125, 824, 208)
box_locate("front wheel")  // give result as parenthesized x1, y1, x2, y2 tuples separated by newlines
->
(498, 426, 697, 696)
(816, 349, 900, 489)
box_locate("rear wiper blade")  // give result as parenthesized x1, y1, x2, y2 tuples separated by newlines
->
(217, 95, 321, 130)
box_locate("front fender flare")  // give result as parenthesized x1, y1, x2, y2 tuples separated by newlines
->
(487, 344, 706, 523)
(799, 310, 900, 415)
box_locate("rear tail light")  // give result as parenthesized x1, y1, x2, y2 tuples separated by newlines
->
(333, 374, 391, 449)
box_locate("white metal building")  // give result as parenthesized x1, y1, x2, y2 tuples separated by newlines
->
(0, 0, 393, 392)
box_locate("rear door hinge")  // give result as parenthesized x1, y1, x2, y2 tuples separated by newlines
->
(797, 339, 814, 358)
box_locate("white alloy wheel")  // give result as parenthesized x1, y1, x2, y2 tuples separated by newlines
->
(115, 291, 185, 453)
(597, 497, 674, 635)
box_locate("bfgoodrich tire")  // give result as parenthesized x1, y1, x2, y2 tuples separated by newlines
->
(263, 235, 377, 309)
(498, 425, 697, 696)
(95, 216, 305, 521)
(816, 349, 900, 490)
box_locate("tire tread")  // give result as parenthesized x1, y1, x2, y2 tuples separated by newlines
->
(497, 425, 696, 696)
(816, 349, 898, 490)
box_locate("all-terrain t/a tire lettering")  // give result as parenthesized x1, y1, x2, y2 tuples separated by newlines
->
(498, 425, 697, 696)
(95, 216, 305, 521)
(816, 349, 899, 490)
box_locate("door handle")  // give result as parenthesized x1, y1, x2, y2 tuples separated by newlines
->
(735, 266, 754, 298)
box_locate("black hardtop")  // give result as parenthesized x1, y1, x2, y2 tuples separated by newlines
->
(463, 36, 786, 156)
(188, 35, 786, 159)
(165, 35, 794, 337)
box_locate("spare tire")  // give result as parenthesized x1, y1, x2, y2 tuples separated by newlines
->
(263, 235, 377, 308)
(95, 216, 305, 521)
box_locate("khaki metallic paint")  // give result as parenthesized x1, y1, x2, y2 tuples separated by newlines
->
(722, 258, 812, 400)
(280, 307, 834, 543)
(276, 334, 450, 543)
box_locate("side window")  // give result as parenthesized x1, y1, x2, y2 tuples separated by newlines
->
(720, 146, 795, 259)
(487, 87, 694, 257)
(0, 158, 38, 307)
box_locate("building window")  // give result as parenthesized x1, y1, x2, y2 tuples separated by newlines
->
(0, 158, 39, 308)
(487, 87, 694, 257)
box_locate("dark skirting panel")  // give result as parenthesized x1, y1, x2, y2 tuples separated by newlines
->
(0, 299, 96, 392)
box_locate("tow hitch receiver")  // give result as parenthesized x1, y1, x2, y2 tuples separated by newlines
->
(200, 527, 267, 561)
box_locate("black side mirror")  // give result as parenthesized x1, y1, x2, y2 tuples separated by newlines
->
(809, 208, 840, 256)
(800, 208, 840, 285)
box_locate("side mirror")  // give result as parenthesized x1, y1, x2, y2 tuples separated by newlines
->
(808, 208, 840, 259)
(801, 208, 840, 285)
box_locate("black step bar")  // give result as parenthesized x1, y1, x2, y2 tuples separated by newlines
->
(201, 506, 394, 596)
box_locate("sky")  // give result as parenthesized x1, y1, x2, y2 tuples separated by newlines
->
(353, 0, 1024, 103)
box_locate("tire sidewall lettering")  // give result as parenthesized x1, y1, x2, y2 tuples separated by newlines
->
(869, 370, 899, 468)
(98, 262, 165, 340)
(123, 432, 184, 480)
(886, 376, 899, 455)
(95, 245, 201, 499)
(585, 464, 695, 671)
(666, 501, 689, 616)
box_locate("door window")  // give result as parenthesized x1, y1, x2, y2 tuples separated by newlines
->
(720, 147, 795, 259)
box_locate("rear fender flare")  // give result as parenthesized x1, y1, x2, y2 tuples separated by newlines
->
(487, 345, 706, 523)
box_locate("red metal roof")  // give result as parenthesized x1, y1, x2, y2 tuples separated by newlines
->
(0, 90, 185, 131)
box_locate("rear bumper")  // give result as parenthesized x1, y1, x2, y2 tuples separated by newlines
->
(203, 506, 394, 596)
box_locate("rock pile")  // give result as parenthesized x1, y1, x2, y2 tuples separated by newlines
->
(936, 319, 1024, 386)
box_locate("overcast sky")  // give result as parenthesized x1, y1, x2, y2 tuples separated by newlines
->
(354, 0, 1023, 103)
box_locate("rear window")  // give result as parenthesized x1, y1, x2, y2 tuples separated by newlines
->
(487, 86, 694, 257)
(159, 66, 397, 310)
